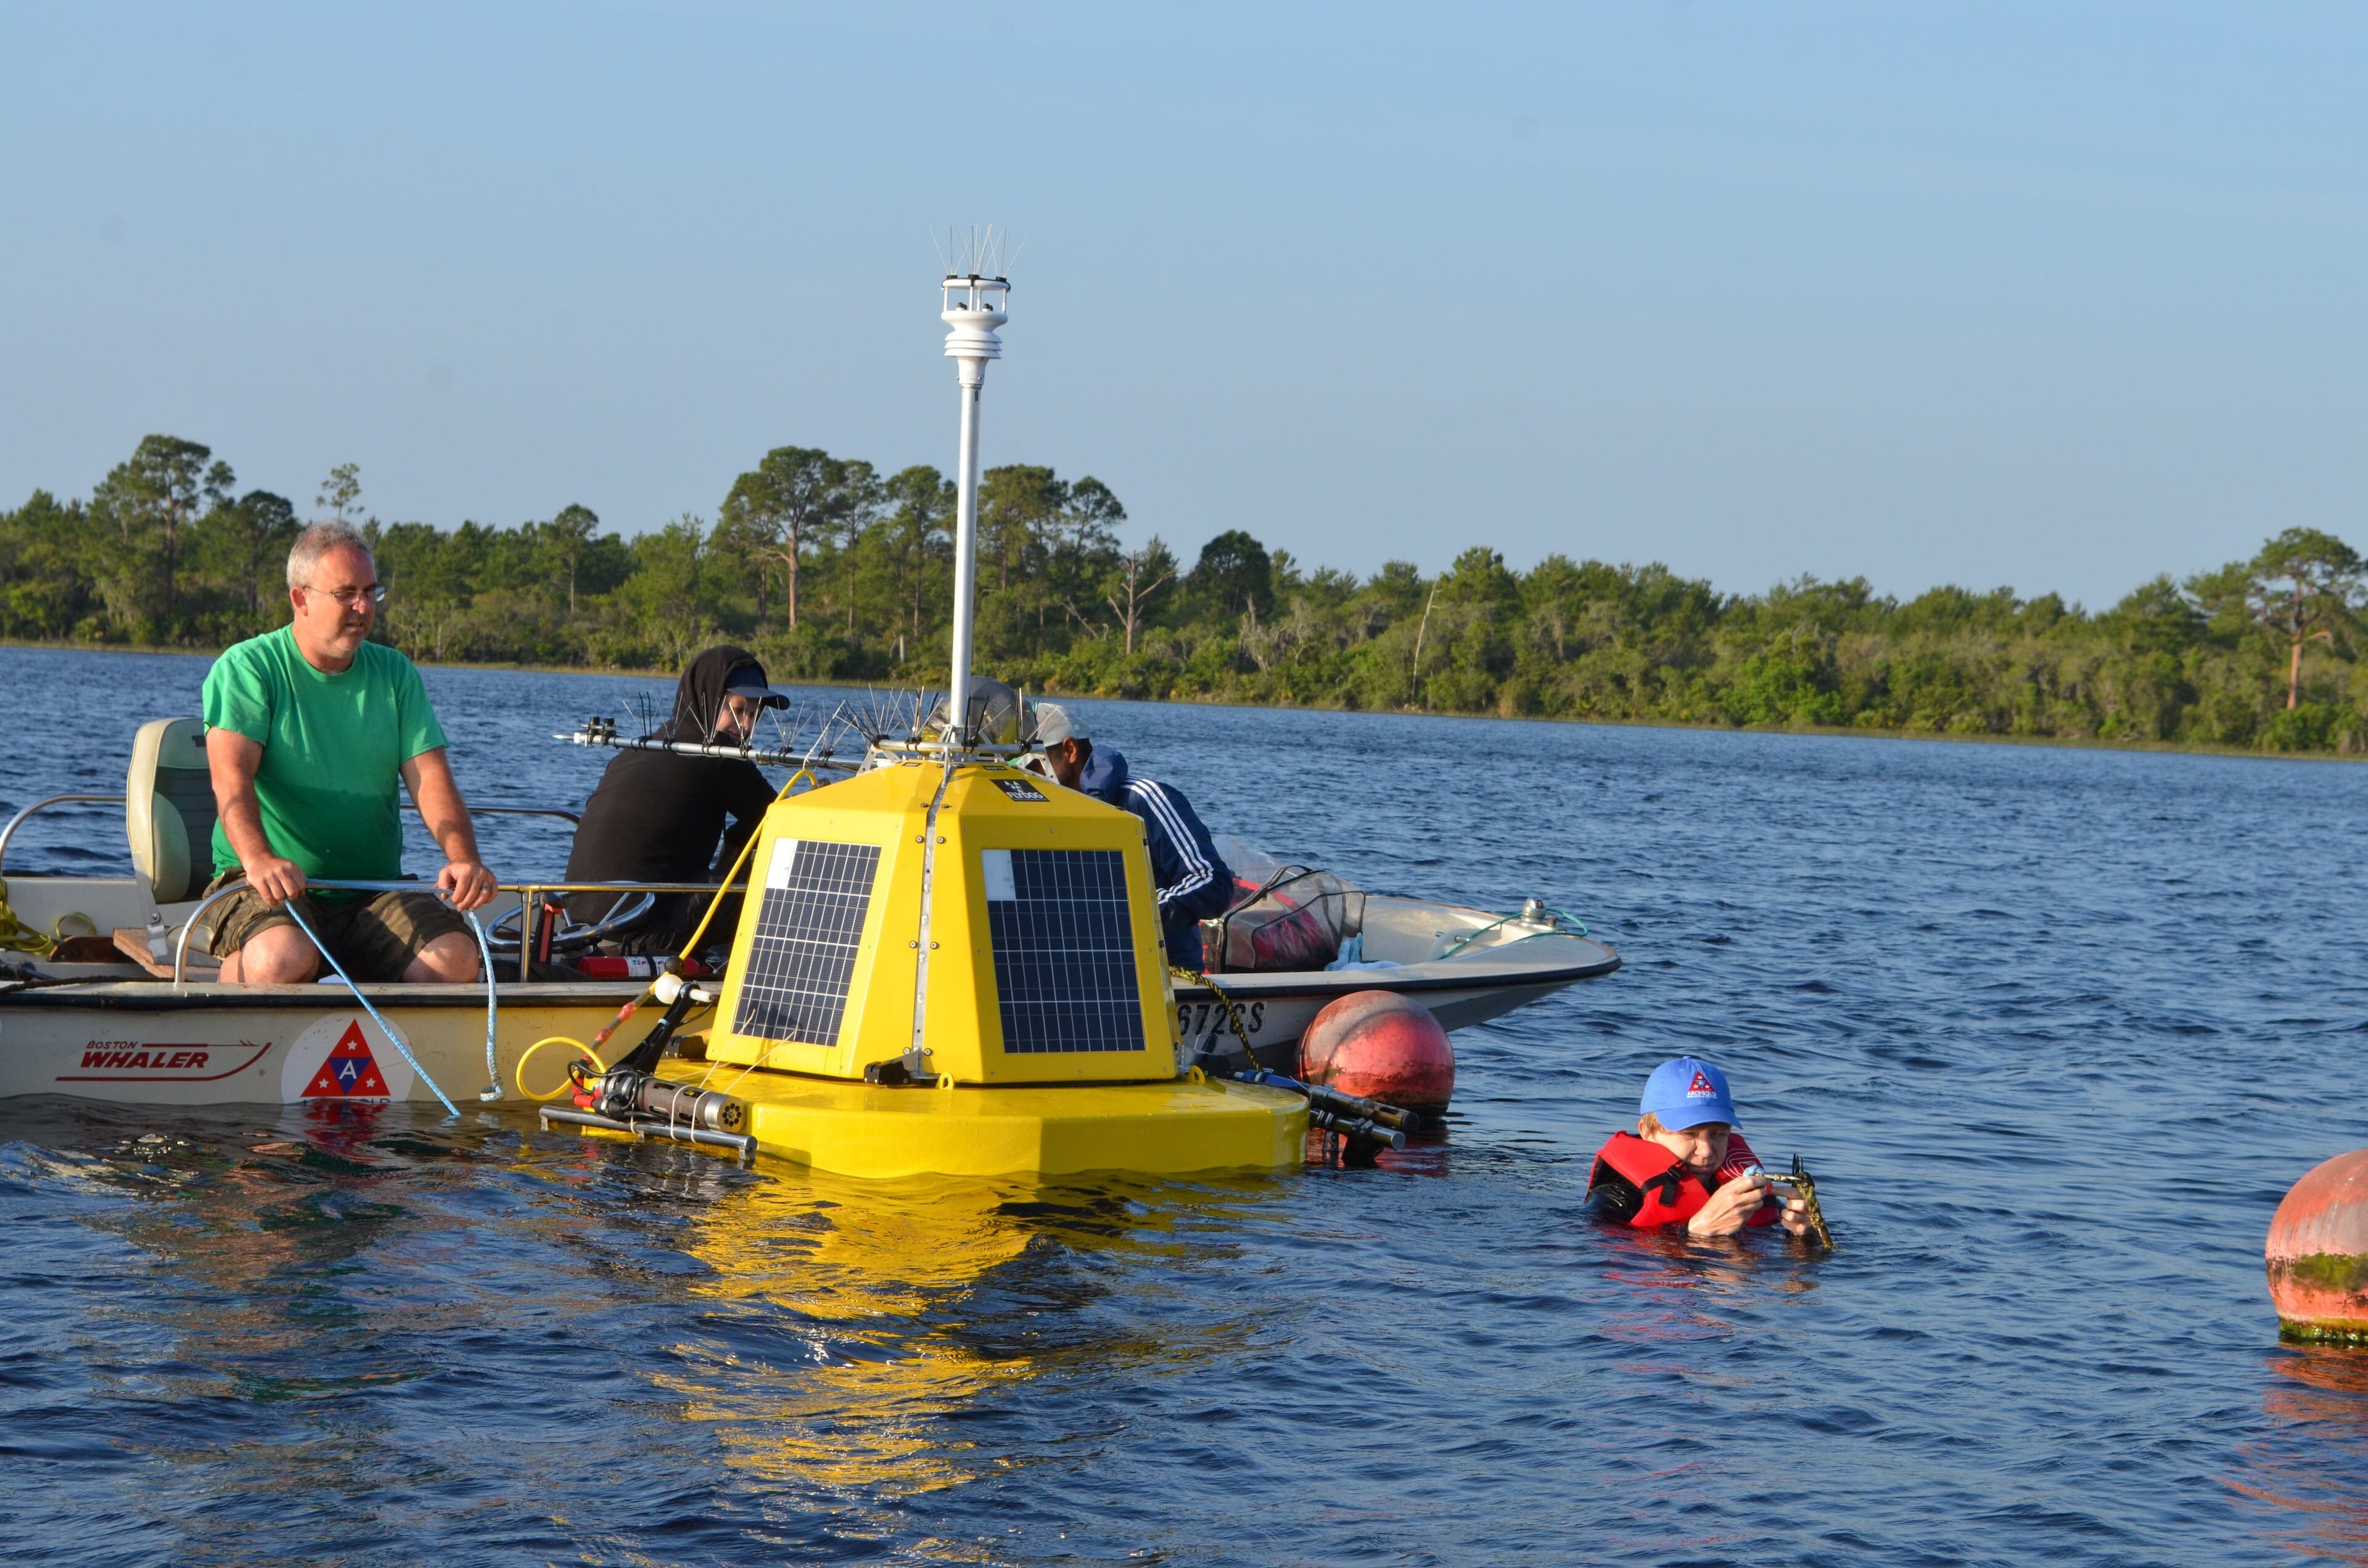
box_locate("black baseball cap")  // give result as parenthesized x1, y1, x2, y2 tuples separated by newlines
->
(722, 665, 791, 709)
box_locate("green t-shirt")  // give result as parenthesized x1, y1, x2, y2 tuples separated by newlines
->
(202, 626, 450, 884)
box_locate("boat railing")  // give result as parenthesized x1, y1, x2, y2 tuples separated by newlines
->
(1, 798, 578, 877)
(171, 878, 728, 988)
(406, 804, 584, 826)
(499, 880, 728, 982)
(0, 794, 128, 873)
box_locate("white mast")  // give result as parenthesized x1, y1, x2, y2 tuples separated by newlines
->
(940, 244, 1009, 746)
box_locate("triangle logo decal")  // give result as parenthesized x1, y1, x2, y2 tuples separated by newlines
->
(302, 1020, 389, 1099)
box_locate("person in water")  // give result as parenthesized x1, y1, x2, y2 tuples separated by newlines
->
(1584, 1056, 1820, 1239)
(559, 646, 787, 956)
(1031, 702, 1235, 969)
(199, 521, 498, 985)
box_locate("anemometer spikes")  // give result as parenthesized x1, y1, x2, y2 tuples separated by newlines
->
(845, 686, 937, 746)
(628, 687, 670, 739)
(851, 689, 893, 744)
(765, 700, 810, 753)
(945, 224, 1010, 281)
(580, 689, 840, 755)
(800, 702, 857, 771)
(855, 691, 885, 744)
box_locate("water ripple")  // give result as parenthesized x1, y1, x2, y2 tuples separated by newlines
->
(3, 649, 2367, 1562)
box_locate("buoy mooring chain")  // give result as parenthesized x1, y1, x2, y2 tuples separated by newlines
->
(538, 1068, 757, 1165)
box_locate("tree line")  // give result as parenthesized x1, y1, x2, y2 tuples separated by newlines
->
(6, 432, 2368, 754)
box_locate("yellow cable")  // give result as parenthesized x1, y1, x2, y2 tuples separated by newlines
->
(670, 768, 808, 964)
(0, 878, 92, 958)
(516, 1035, 608, 1101)
(581, 768, 811, 1075)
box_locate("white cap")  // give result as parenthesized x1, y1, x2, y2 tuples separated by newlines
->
(1032, 702, 1091, 746)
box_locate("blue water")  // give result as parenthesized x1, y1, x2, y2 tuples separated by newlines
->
(4, 644, 2367, 1566)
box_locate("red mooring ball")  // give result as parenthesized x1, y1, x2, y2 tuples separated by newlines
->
(1299, 990, 1455, 1114)
(2266, 1149, 2368, 1342)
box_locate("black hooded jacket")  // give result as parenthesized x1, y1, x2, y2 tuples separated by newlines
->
(561, 646, 777, 938)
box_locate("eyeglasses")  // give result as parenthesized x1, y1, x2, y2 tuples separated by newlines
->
(299, 583, 388, 607)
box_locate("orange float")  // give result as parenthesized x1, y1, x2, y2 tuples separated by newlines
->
(1298, 990, 1455, 1114)
(2266, 1149, 2368, 1343)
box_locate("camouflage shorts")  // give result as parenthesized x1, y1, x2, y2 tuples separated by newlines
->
(198, 872, 470, 983)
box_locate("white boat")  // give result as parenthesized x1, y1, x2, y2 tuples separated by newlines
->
(0, 718, 1619, 1114)
(1170, 889, 1618, 1072)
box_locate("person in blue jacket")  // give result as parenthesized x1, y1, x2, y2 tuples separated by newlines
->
(1032, 703, 1236, 969)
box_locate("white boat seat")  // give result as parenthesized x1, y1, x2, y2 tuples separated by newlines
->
(127, 718, 218, 905)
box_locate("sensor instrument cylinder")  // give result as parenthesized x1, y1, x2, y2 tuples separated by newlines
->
(939, 276, 1004, 746)
(946, 376, 982, 740)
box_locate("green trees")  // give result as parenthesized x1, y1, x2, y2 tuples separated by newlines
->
(89, 435, 234, 635)
(2233, 528, 2360, 711)
(316, 463, 363, 522)
(1106, 538, 1177, 655)
(538, 504, 600, 614)
(979, 464, 1064, 598)
(2181, 530, 2365, 749)
(877, 466, 955, 665)
(198, 490, 300, 618)
(8, 430, 2368, 755)
(613, 516, 716, 670)
(1186, 530, 1274, 623)
(4, 437, 291, 644)
(0, 491, 97, 638)
(1045, 475, 1124, 630)
(717, 448, 882, 631)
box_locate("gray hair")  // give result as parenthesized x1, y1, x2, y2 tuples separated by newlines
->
(287, 521, 374, 590)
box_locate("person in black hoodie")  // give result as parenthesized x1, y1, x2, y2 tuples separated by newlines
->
(560, 646, 786, 956)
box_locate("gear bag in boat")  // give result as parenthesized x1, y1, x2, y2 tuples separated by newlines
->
(1199, 840, 1365, 974)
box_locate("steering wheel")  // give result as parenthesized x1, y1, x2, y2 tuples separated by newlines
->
(487, 890, 659, 956)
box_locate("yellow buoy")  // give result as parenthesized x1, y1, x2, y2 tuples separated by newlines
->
(687, 758, 1305, 1178)
(551, 268, 1303, 1178)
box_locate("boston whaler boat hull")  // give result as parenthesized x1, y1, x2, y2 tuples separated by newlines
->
(1172, 892, 1617, 1073)
(0, 979, 646, 1108)
(0, 885, 1615, 1114)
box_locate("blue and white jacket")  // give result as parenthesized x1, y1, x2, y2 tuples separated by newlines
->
(1076, 747, 1236, 967)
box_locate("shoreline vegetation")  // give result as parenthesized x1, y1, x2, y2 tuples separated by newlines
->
(4, 633, 2348, 767)
(9, 630, 2349, 772)
(9, 435, 2368, 758)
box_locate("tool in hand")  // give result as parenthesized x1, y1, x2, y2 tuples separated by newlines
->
(1746, 1156, 1835, 1249)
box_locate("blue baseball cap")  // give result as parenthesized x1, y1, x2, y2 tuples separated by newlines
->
(1640, 1056, 1740, 1131)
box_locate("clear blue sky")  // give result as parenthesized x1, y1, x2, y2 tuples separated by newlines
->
(4, 2, 2362, 608)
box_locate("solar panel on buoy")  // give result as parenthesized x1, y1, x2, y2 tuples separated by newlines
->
(982, 848, 1146, 1054)
(730, 837, 881, 1046)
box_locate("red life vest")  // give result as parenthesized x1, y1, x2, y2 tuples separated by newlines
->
(1589, 1130, 1776, 1229)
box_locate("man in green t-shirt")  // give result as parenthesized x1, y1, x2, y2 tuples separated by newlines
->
(198, 521, 499, 985)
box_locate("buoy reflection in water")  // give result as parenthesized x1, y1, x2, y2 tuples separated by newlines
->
(654, 1167, 1275, 1497)
(2229, 1348, 2368, 1563)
